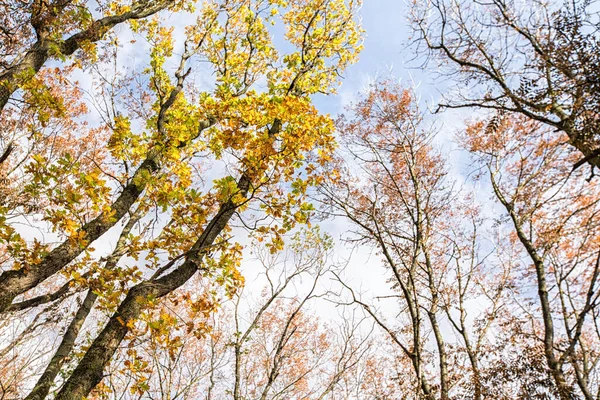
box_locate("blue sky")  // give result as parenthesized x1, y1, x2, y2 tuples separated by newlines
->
(314, 0, 478, 184)
(315, 0, 427, 115)
(63, 0, 493, 314)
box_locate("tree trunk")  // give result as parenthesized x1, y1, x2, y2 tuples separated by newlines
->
(54, 165, 253, 399)
(24, 290, 97, 400)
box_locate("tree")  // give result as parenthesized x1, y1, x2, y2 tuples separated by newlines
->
(410, 0, 600, 173)
(329, 81, 455, 399)
(320, 80, 588, 399)
(0, 0, 363, 398)
(321, 80, 497, 399)
(463, 114, 600, 399)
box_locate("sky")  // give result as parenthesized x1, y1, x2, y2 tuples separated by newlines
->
(0, 6, 519, 394)
(14, 0, 493, 330)
(217, 0, 503, 334)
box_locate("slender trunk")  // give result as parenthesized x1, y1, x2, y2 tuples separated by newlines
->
(233, 296, 242, 400)
(556, 254, 600, 400)
(490, 172, 574, 399)
(206, 332, 217, 400)
(366, 217, 434, 399)
(422, 250, 449, 400)
(427, 307, 448, 400)
(457, 299, 483, 400)
(25, 206, 142, 400)
(464, 334, 482, 400)
(409, 354, 435, 400)
(571, 356, 593, 400)
(448, 255, 483, 400)
(24, 290, 97, 400)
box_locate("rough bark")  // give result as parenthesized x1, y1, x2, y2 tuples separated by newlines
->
(53, 175, 249, 400)
(24, 206, 143, 400)
(54, 120, 280, 399)
(24, 290, 97, 400)
(0, 114, 214, 313)
(5, 277, 76, 312)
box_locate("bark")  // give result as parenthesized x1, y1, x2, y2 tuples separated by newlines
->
(24, 290, 97, 400)
(233, 295, 243, 400)
(427, 308, 448, 400)
(462, 329, 482, 400)
(206, 330, 218, 400)
(0, 116, 215, 313)
(555, 253, 600, 400)
(54, 120, 281, 400)
(5, 277, 76, 312)
(24, 206, 143, 400)
(54, 177, 248, 400)
(372, 232, 430, 398)
(0, 141, 14, 165)
(421, 245, 449, 400)
(447, 277, 483, 400)
(329, 193, 434, 399)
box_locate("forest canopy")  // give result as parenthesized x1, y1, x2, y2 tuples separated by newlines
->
(0, 0, 599, 399)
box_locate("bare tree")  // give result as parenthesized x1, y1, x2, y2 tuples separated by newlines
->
(463, 114, 600, 399)
(411, 0, 600, 173)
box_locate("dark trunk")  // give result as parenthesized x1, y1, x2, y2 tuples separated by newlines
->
(0, 158, 158, 312)
(54, 170, 253, 399)
(25, 290, 97, 400)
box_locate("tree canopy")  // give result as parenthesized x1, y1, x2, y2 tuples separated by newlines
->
(1, 0, 600, 399)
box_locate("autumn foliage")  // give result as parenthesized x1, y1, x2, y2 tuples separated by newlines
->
(2, 0, 600, 399)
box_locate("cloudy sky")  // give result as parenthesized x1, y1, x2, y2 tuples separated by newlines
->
(291, 0, 500, 324)
(56, 0, 487, 322)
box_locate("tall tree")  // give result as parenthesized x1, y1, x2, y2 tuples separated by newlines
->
(463, 114, 600, 399)
(0, 0, 363, 398)
(322, 81, 485, 399)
